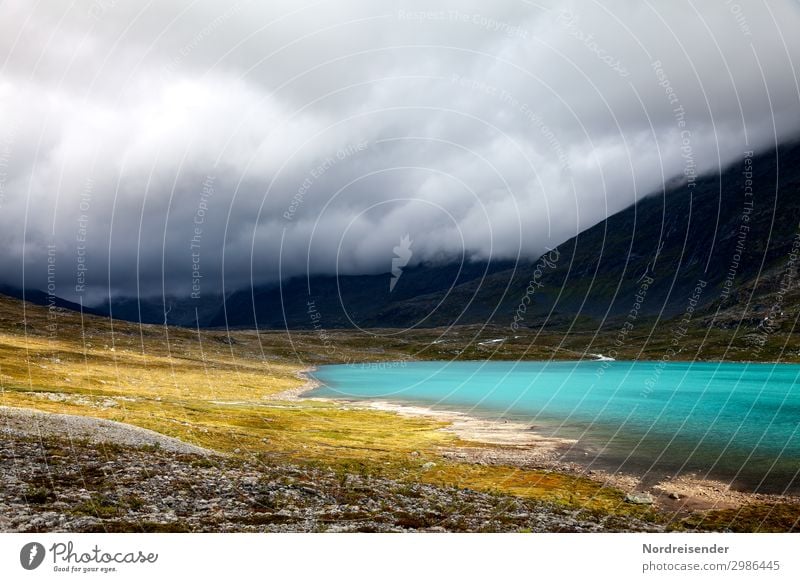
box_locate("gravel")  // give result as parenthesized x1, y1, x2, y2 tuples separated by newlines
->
(0, 406, 216, 456)
(0, 407, 664, 533)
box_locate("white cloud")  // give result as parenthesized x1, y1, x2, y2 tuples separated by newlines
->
(0, 0, 798, 303)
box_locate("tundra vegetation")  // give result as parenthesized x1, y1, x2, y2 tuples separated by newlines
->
(1, 295, 798, 532)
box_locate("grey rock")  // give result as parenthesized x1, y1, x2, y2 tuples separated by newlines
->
(624, 492, 655, 505)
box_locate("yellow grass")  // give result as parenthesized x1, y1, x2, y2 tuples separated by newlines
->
(0, 295, 655, 519)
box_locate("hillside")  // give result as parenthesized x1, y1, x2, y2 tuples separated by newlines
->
(0, 293, 673, 532)
(3, 142, 799, 336)
(210, 141, 800, 332)
(3, 294, 799, 532)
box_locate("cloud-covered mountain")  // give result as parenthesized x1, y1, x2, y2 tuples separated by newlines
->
(1, 0, 799, 309)
(209, 141, 800, 331)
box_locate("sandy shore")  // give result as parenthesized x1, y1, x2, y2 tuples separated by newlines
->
(283, 368, 800, 513)
(273, 366, 322, 400)
(368, 401, 573, 447)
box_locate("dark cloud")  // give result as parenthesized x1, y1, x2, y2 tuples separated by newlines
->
(0, 0, 798, 304)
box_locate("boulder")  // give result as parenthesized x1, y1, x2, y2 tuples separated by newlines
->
(624, 492, 654, 505)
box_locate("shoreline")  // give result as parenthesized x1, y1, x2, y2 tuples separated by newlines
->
(0, 406, 662, 533)
(287, 367, 800, 513)
(273, 365, 321, 400)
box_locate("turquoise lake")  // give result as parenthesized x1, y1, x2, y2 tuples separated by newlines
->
(310, 360, 800, 493)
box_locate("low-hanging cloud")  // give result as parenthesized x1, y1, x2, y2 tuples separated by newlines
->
(0, 0, 799, 305)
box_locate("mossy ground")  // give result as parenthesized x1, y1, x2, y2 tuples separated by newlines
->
(679, 503, 800, 533)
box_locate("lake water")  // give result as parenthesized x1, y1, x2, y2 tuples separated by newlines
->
(309, 360, 800, 493)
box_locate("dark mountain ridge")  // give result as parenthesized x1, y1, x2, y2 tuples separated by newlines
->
(212, 140, 800, 330)
(4, 141, 799, 332)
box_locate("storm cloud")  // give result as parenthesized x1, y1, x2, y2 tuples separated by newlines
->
(1, 0, 799, 304)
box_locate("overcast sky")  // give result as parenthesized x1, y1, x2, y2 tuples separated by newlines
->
(1, 0, 799, 303)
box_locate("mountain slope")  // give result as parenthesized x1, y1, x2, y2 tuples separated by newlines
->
(6, 142, 799, 332)
(209, 259, 518, 329)
(487, 140, 800, 329)
(213, 141, 800, 330)
(0, 285, 105, 318)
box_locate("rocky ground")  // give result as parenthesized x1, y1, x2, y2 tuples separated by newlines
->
(0, 408, 663, 533)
